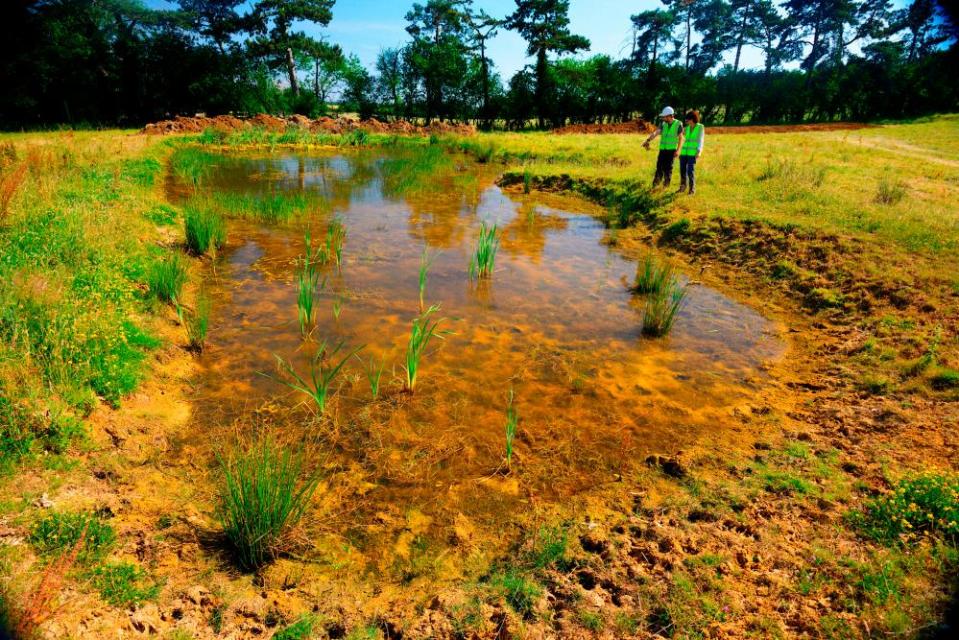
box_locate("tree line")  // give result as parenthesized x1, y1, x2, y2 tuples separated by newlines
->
(1, 0, 957, 129)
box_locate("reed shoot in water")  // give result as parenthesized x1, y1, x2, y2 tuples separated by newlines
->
(296, 259, 321, 338)
(633, 254, 676, 295)
(332, 296, 342, 321)
(642, 281, 688, 337)
(403, 305, 446, 393)
(418, 248, 437, 312)
(468, 222, 500, 281)
(367, 357, 385, 400)
(505, 388, 518, 471)
(272, 341, 364, 414)
(326, 217, 346, 267)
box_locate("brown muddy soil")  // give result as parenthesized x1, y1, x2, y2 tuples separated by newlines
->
(141, 115, 476, 136)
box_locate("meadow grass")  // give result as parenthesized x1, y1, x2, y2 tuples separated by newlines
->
(456, 119, 959, 261)
(273, 341, 363, 414)
(184, 205, 226, 255)
(468, 222, 500, 281)
(217, 437, 321, 571)
(147, 254, 187, 303)
(88, 562, 160, 607)
(403, 305, 446, 393)
(29, 511, 115, 564)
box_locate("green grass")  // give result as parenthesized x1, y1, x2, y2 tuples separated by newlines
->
(641, 280, 688, 337)
(213, 191, 313, 223)
(418, 248, 437, 312)
(403, 305, 446, 393)
(184, 292, 211, 352)
(931, 368, 959, 390)
(875, 179, 907, 205)
(366, 357, 385, 400)
(29, 511, 116, 563)
(504, 388, 518, 471)
(489, 569, 542, 617)
(850, 473, 959, 545)
(217, 437, 322, 572)
(273, 341, 363, 414)
(184, 205, 226, 255)
(326, 216, 346, 268)
(146, 254, 187, 303)
(274, 615, 318, 640)
(89, 561, 161, 607)
(526, 525, 569, 571)
(633, 254, 676, 295)
(468, 222, 500, 281)
(169, 146, 220, 189)
(296, 255, 321, 338)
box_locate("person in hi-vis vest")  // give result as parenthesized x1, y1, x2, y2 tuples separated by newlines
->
(678, 110, 705, 195)
(642, 106, 684, 188)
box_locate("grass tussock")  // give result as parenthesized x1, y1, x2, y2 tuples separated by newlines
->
(633, 254, 676, 295)
(875, 179, 907, 205)
(469, 222, 500, 281)
(184, 205, 226, 255)
(217, 437, 322, 572)
(183, 293, 211, 352)
(642, 281, 689, 337)
(147, 254, 188, 304)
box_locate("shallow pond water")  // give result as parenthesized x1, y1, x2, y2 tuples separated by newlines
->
(169, 148, 784, 535)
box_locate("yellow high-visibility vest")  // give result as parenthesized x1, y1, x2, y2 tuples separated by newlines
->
(681, 124, 704, 156)
(660, 120, 681, 151)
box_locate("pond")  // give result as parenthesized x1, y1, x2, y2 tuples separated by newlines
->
(167, 147, 783, 547)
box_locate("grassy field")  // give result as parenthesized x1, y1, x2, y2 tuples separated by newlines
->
(0, 121, 957, 639)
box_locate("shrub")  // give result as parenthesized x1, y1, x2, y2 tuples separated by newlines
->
(184, 206, 226, 255)
(29, 512, 115, 563)
(89, 562, 160, 607)
(875, 179, 907, 205)
(851, 473, 959, 545)
(147, 254, 188, 303)
(217, 438, 322, 571)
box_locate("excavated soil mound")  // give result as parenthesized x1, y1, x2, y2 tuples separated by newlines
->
(141, 114, 476, 136)
(552, 119, 655, 135)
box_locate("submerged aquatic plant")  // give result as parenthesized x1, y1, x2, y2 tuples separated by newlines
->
(366, 357, 385, 400)
(418, 248, 437, 312)
(403, 305, 446, 393)
(505, 388, 518, 471)
(642, 281, 688, 337)
(273, 341, 363, 414)
(217, 437, 321, 571)
(632, 254, 676, 295)
(468, 222, 500, 281)
(184, 206, 226, 255)
(332, 296, 343, 321)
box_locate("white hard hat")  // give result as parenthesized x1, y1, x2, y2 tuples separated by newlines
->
(660, 106, 675, 117)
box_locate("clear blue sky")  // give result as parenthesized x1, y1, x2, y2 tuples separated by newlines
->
(149, 1, 911, 78)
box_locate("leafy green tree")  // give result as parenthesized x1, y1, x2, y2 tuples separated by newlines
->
(375, 47, 405, 118)
(248, 0, 335, 96)
(632, 9, 680, 86)
(893, 0, 950, 61)
(175, 0, 246, 52)
(508, 0, 590, 128)
(405, 0, 471, 122)
(464, 8, 503, 127)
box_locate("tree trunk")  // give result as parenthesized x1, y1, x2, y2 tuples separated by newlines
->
(536, 48, 549, 129)
(685, 11, 692, 71)
(286, 47, 300, 96)
(733, 3, 751, 73)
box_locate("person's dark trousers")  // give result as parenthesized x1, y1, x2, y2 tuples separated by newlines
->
(653, 149, 676, 187)
(679, 155, 697, 193)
